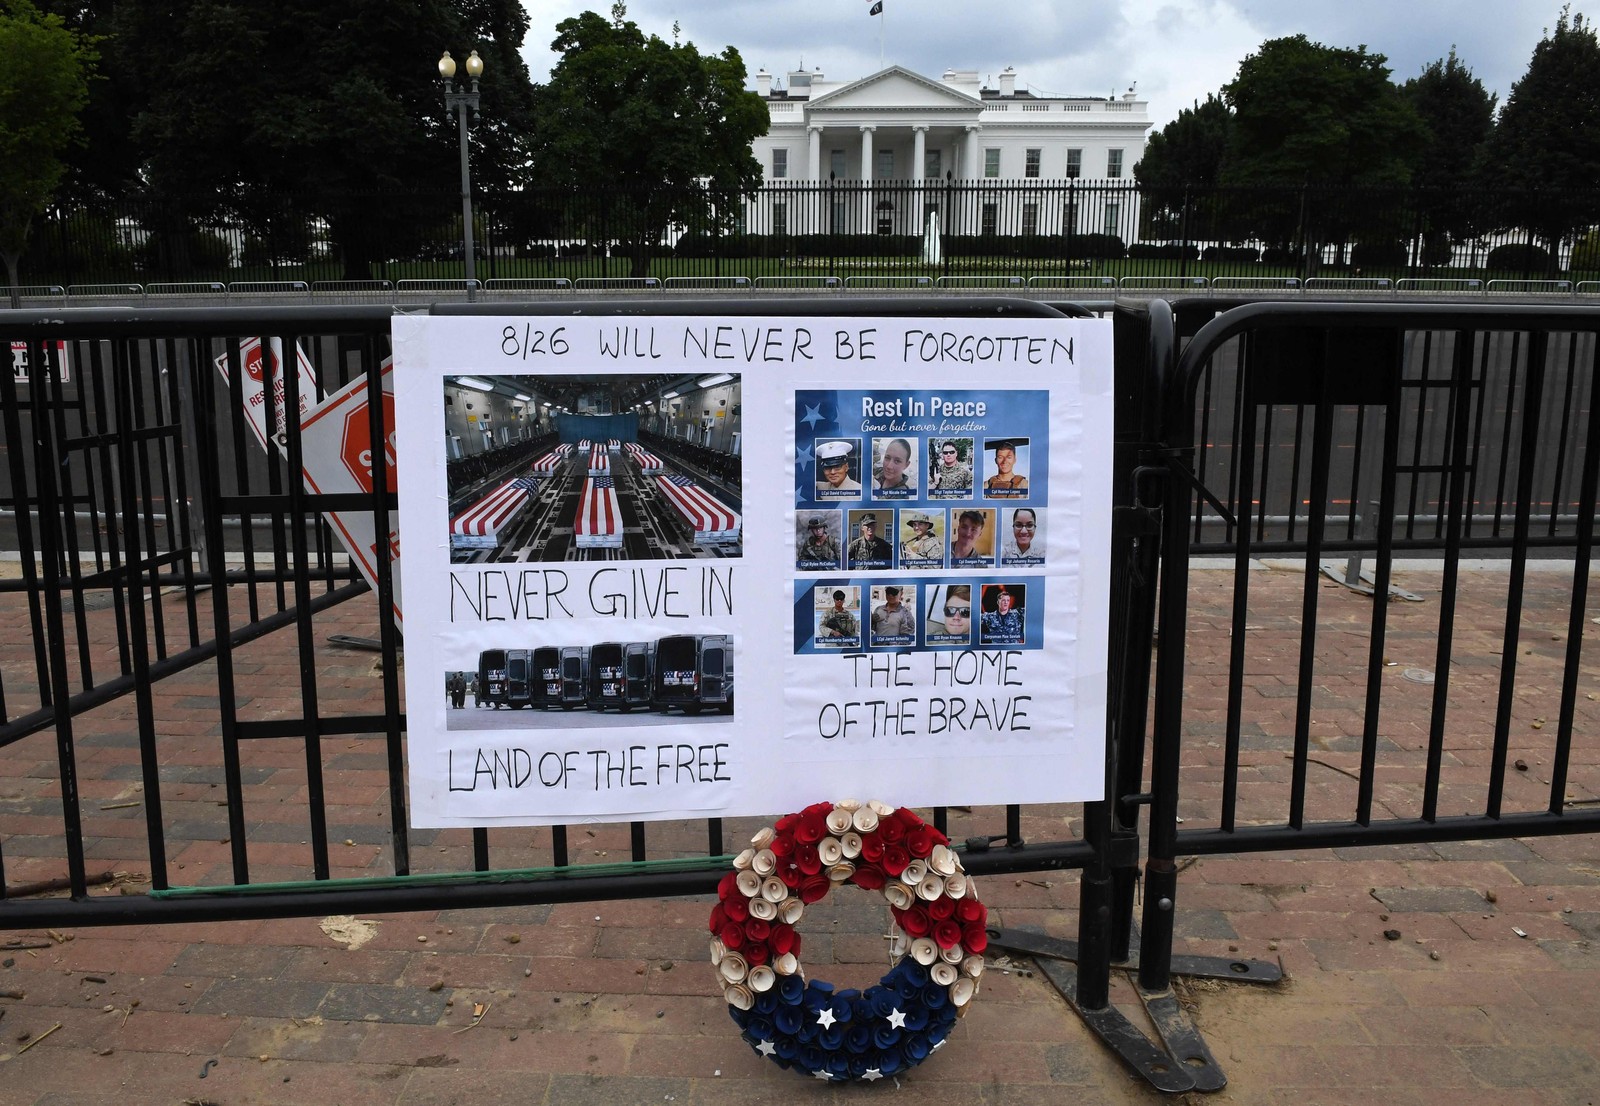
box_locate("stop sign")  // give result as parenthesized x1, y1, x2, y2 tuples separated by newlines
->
(340, 391, 397, 492)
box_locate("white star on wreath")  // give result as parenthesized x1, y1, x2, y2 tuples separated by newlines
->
(886, 1008, 908, 1029)
(862, 1069, 884, 1082)
(816, 1008, 838, 1029)
(756, 1039, 776, 1057)
(813, 1069, 834, 1081)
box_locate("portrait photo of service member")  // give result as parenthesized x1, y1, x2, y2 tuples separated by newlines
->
(814, 439, 862, 498)
(846, 510, 894, 568)
(982, 438, 1030, 498)
(872, 436, 918, 498)
(928, 438, 974, 497)
(795, 513, 842, 569)
(949, 508, 996, 567)
(979, 583, 1027, 646)
(899, 509, 945, 566)
(869, 584, 917, 644)
(924, 584, 973, 644)
(815, 586, 861, 645)
(1001, 507, 1044, 565)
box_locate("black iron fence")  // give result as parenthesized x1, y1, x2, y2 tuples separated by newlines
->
(18, 182, 1600, 290)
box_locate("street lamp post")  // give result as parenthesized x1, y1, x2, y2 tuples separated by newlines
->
(438, 49, 484, 300)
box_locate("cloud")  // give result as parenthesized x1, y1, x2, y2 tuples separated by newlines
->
(518, 0, 1589, 130)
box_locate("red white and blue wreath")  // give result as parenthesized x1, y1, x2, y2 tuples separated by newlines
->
(709, 799, 987, 1082)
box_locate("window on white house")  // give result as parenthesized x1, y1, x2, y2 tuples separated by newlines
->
(830, 149, 846, 178)
(1107, 149, 1124, 178)
(830, 199, 847, 233)
(925, 149, 942, 179)
(981, 203, 998, 235)
(1063, 200, 1078, 234)
(772, 149, 788, 179)
(984, 148, 1001, 178)
(876, 149, 895, 178)
(1022, 203, 1039, 235)
(1025, 148, 1042, 178)
(773, 202, 788, 235)
(1103, 201, 1121, 237)
(1066, 148, 1082, 178)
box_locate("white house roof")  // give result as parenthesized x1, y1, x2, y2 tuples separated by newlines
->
(804, 66, 983, 113)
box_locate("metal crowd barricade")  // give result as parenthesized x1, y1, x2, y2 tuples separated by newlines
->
(1133, 300, 1600, 1005)
(0, 300, 1119, 925)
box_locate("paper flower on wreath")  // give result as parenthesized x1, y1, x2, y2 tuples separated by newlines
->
(708, 799, 987, 1081)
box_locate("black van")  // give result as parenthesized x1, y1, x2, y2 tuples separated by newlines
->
(589, 641, 655, 711)
(478, 648, 535, 708)
(557, 644, 590, 709)
(534, 646, 562, 709)
(653, 634, 734, 715)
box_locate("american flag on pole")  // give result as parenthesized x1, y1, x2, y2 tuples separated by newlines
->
(576, 475, 623, 548)
(588, 444, 610, 476)
(449, 475, 541, 548)
(656, 472, 741, 542)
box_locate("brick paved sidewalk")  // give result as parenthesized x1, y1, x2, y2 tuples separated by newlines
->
(0, 566, 1596, 1104)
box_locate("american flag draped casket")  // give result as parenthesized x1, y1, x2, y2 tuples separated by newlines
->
(588, 444, 610, 476)
(529, 450, 564, 473)
(450, 475, 541, 549)
(655, 472, 740, 543)
(576, 476, 623, 548)
(627, 445, 664, 474)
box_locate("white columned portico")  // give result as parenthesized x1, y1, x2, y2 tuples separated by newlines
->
(860, 125, 876, 234)
(912, 126, 928, 236)
(808, 126, 822, 182)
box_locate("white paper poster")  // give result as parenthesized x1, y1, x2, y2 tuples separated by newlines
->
(393, 314, 1113, 827)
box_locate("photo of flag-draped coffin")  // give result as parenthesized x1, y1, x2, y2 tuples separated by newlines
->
(576, 476, 623, 549)
(576, 439, 591, 451)
(655, 472, 741, 543)
(450, 476, 542, 549)
(529, 450, 565, 473)
(588, 444, 610, 476)
(555, 443, 574, 457)
(628, 448, 664, 475)
(607, 438, 621, 451)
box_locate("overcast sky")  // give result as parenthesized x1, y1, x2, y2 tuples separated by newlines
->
(516, 1, 1588, 131)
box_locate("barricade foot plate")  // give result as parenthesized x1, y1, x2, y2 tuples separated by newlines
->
(1031, 954, 1198, 1094)
(1138, 984, 1227, 1092)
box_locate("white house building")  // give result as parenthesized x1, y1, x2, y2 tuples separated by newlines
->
(746, 65, 1152, 239)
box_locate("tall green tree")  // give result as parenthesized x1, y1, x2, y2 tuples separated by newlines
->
(1482, 8, 1600, 265)
(1133, 95, 1235, 240)
(1221, 36, 1424, 269)
(0, 0, 96, 304)
(1399, 49, 1497, 264)
(1222, 36, 1423, 187)
(530, 4, 768, 277)
(75, 1, 539, 278)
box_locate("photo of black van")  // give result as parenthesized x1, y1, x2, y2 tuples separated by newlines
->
(653, 634, 734, 715)
(534, 646, 561, 709)
(589, 641, 655, 712)
(477, 648, 536, 708)
(557, 645, 590, 709)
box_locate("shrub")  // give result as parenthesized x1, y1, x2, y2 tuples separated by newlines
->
(1202, 245, 1261, 262)
(1486, 242, 1552, 274)
(1350, 239, 1408, 269)
(1128, 243, 1200, 261)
